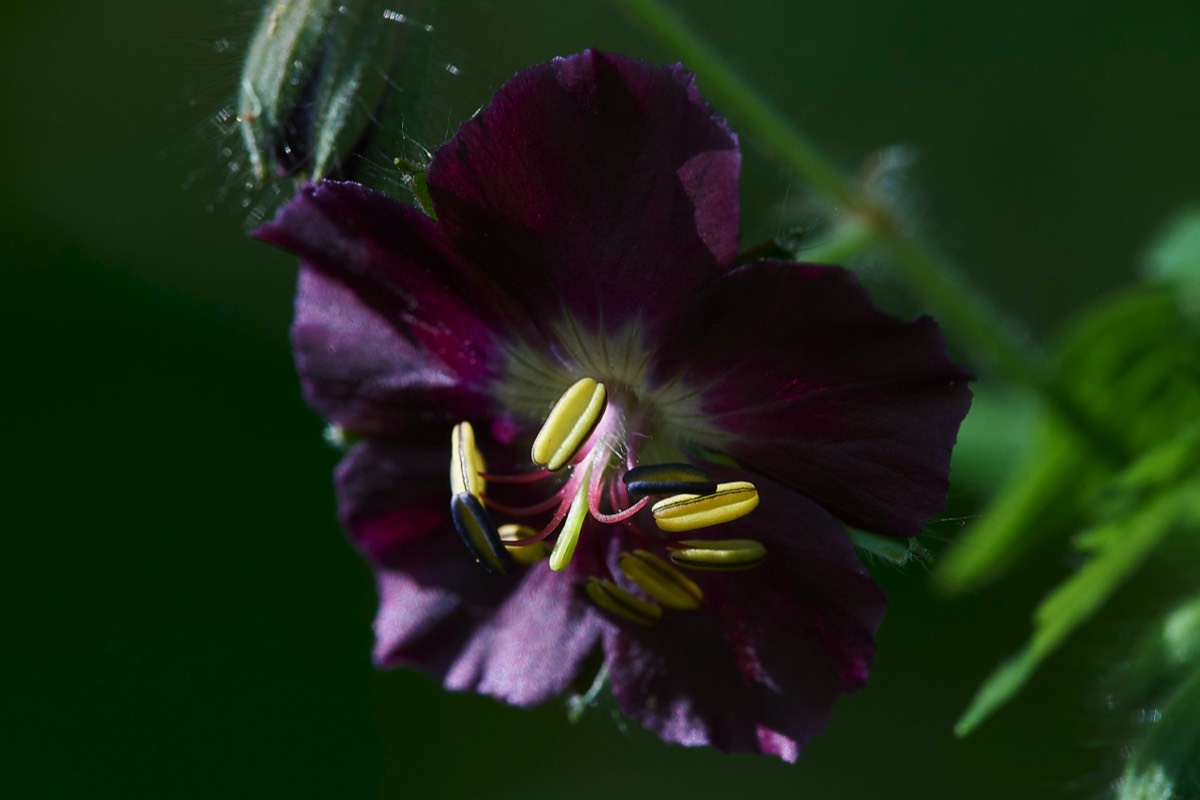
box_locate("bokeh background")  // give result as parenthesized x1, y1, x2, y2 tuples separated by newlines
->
(6, 1, 1200, 797)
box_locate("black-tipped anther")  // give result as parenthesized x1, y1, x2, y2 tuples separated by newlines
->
(622, 463, 718, 497)
(449, 492, 514, 576)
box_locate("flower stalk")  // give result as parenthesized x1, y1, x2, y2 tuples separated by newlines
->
(616, 0, 1128, 463)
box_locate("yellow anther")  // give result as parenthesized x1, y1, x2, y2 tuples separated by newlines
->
(651, 481, 759, 533)
(584, 578, 662, 626)
(549, 465, 592, 572)
(668, 539, 768, 571)
(450, 421, 487, 499)
(530, 377, 607, 471)
(499, 523, 551, 566)
(618, 550, 703, 610)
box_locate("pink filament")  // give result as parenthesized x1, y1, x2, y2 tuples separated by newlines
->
(477, 469, 555, 484)
(483, 492, 564, 517)
(589, 496, 650, 524)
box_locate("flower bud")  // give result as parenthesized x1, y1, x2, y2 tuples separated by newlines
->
(236, 0, 435, 187)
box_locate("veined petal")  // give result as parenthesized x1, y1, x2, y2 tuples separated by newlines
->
(426, 50, 741, 341)
(373, 530, 604, 707)
(335, 440, 450, 563)
(604, 473, 885, 761)
(293, 267, 491, 437)
(338, 440, 605, 706)
(656, 260, 972, 537)
(254, 180, 510, 383)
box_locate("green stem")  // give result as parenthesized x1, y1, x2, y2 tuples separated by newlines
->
(617, 0, 1128, 463)
(799, 223, 877, 266)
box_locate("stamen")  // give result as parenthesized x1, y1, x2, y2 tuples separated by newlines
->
(584, 577, 662, 626)
(450, 421, 486, 499)
(477, 469, 555, 484)
(585, 457, 652, 523)
(549, 465, 592, 572)
(531, 377, 607, 471)
(483, 493, 565, 518)
(667, 538, 768, 571)
(651, 481, 760, 532)
(588, 496, 650, 525)
(618, 549, 703, 610)
(499, 523, 551, 566)
(622, 463, 718, 497)
(449, 492, 514, 576)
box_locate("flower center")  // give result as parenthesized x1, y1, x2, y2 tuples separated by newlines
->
(448, 377, 767, 626)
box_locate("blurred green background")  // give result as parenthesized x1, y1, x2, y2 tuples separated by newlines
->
(6, 1, 1199, 797)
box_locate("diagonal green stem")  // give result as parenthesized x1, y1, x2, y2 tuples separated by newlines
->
(617, 0, 1128, 463)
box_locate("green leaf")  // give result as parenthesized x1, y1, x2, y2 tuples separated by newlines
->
(1144, 206, 1200, 288)
(1119, 663, 1200, 800)
(936, 418, 1105, 592)
(1124, 592, 1200, 704)
(955, 435, 1200, 735)
(938, 287, 1200, 593)
(947, 386, 1035, 490)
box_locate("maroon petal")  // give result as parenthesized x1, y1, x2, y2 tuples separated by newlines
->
(254, 181, 505, 383)
(372, 529, 604, 706)
(427, 50, 740, 340)
(604, 474, 885, 760)
(338, 441, 605, 705)
(658, 260, 972, 537)
(335, 440, 450, 563)
(292, 266, 492, 437)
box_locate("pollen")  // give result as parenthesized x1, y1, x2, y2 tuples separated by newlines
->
(651, 481, 760, 532)
(450, 421, 487, 499)
(619, 549, 703, 610)
(530, 377, 607, 471)
(585, 577, 663, 626)
(668, 538, 768, 571)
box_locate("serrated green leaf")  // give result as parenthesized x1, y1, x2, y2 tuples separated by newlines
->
(936, 420, 1105, 592)
(956, 454, 1200, 735)
(938, 287, 1200, 593)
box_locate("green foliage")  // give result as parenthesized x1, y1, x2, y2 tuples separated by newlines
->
(956, 428, 1200, 735)
(949, 209, 1200, 736)
(938, 286, 1200, 593)
(1124, 592, 1200, 709)
(1118, 664, 1200, 800)
(948, 386, 1035, 492)
(1145, 208, 1200, 288)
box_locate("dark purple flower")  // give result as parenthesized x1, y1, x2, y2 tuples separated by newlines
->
(254, 49, 971, 761)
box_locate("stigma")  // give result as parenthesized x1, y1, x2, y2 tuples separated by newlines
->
(447, 376, 767, 625)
